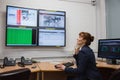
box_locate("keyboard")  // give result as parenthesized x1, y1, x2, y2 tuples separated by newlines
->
(62, 62, 74, 67)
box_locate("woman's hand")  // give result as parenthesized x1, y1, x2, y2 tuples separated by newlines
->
(74, 44, 81, 55)
(55, 64, 66, 70)
(73, 38, 81, 55)
(74, 47, 79, 54)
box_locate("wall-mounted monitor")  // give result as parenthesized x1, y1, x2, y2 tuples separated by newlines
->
(6, 6, 66, 47)
(6, 27, 37, 46)
(39, 9, 66, 28)
(38, 9, 66, 47)
(38, 29, 65, 47)
(6, 5, 37, 27)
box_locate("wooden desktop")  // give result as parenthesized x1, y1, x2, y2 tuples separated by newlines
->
(0, 63, 40, 73)
(38, 62, 67, 80)
(96, 60, 120, 69)
(0, 61, 120, 80)
(0, 63, 40, 80)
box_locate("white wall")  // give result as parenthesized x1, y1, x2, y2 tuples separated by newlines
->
(105, 0, 120, 38)
(0, 0, 106, 59)
(96, 0, 106, 39)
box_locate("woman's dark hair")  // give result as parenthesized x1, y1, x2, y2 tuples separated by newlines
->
(79, 32, 94, 46)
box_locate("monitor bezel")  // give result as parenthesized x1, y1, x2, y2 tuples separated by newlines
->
(6, 5, 38, 27)
(38, 9, 66, 47)
(5, 26, 38, 47)
(38, 9, 66, 28)
(98, 38, 120, 59)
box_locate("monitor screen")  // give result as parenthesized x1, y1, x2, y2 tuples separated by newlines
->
(98, 39, 120, 59)
(38, 29, 65, 47)
(6, 5, 37, 27)
(39, 9, 65, 28)
(6, 27, 37, 46)
(38, 9, 66, 47)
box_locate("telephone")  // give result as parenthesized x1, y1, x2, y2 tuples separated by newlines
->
(3, 57, 16, 66)
(21, 56, 32, 65)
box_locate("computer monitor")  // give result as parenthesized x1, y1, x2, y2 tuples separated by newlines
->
(38, 9, 65, 28)
(6, 5, 38, 46)
(98, 39, 120, 64)
(38, 29, 65, 47)
(6, 27, 37, 46)
(6, 5, 37, 27)
(38, 9, 66, 47)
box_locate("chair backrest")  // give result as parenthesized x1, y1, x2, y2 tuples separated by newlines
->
(0, 68, 31, 80)
(109, 68, 120, 80)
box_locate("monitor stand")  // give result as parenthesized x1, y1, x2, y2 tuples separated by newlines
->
(106, 59, 117, 65)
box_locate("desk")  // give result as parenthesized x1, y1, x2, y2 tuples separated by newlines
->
(0, 63, 40, 73)
(38, 62, 67, 80)
(0, 61, 120, 80)
(0, 63, 40, 80)
(0, 62, 67, 80)
(96, 61, 120, 80)
(96, 61, 120, 69)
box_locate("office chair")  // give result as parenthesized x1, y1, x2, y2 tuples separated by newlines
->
(109, 68, 120, 80)
(0, 68, 31, 80)
(97, 67, 115, 80)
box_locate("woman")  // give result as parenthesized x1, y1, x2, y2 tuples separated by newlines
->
(56, 32, 102, 80)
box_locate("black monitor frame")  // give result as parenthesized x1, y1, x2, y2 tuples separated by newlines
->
(98, 39, 120, 64)
(38, 9, 66, 47)
(6, 5, 38, 27)
(5, 26, 38, 47)
(6, 5, 38, 47)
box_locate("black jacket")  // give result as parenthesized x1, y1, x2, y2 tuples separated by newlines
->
(65, 45, 102, 80)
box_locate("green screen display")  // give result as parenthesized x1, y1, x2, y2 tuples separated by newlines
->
(6, 27, 36, 46)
